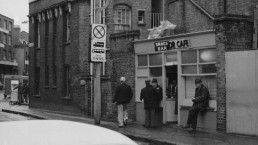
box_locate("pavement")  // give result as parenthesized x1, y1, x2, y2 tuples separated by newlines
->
(1, 93, 258, 145)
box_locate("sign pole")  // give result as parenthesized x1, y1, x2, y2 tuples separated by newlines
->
(94, 63, 101, 124)
(93, 0, 103, 124)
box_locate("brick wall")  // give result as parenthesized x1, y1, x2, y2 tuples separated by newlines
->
(215, 15, 253, 131)
(226, 0, 254, 15)
(105, 31, 140, 121)
(164, 0, 215, 35)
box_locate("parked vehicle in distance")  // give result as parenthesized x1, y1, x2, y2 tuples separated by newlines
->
(0, 120, 137, 145)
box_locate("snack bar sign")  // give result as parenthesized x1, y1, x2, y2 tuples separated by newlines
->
(91, 24, 106, 62)
(154, 39, 190, 51)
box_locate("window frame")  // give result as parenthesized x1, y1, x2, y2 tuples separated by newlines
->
(4, 20, 7, 30)
(3, 33, 7, 44)
(8, 22, 12, 31)
(137, 10, 146, 25)
(3, 50, 7, 60)
(136, 53, 163, 78)
(8, 35, 11, 45)
(181, 47, 217, 76)
(8, 51, 12, 60)
(113, 5, 131, 33)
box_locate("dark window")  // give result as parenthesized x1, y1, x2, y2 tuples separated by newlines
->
(9, 22, 12, 31)
(35, 67, 40, 95)
(53, 16, 57, 85)
(45, 66, 49, 85)
(8, 51, 12, 60)
(64, 65, 70, 97)
(138, 10, 145, 24)
(3, 33, 7, 44)
(63, 10, 70, 42)
(4, 20, 7, 29)
(138, 55, 147, 66)
(3, 50, 7, 60)
(8, 35, 11, 45)
(45, 18, 49, 86)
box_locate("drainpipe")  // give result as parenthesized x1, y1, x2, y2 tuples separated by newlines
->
(224, 0, 227, 14)
(163, 0, 165, 21)
(90, 0, 94, 116)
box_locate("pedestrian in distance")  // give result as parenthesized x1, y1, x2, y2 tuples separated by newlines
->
(182, 79, 210, 133)
(23, 83, 29, 104)
(140, 79, 157, 128)
(13, 81, 24, 105)
(113, 77, 133, 128)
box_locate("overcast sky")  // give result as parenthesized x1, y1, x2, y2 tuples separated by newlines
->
(0, 0, 29, 32)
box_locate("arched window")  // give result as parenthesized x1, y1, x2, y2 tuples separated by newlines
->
(113, 5, 131, 33)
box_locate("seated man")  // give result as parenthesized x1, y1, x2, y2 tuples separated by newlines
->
(182, 79, 210, 132)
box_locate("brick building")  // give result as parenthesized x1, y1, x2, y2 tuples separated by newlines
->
(13, 26, 29, 76)
(28, 0, 154, 118)
(29, 0, 258, 135)
(0, 14, 18, 83)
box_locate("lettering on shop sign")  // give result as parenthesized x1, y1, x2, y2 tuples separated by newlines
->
(154, 39, 190, 51)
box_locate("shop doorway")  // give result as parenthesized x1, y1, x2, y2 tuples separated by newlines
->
(165, 65, 178, 123)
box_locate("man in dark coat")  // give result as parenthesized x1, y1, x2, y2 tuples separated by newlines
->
(182, 79, 210, 132)
(113, 77, 133, 128)
(151, 78, 163, 107)
(140, 79, 157, 128)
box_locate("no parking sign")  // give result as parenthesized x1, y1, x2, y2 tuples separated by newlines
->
(91, 24, 106, 62)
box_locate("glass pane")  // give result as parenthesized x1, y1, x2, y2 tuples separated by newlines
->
(137, 68, 148, 76)
(182, 50, 197, 64)
(166, 53, 177, 62)
(138, 55, 147, 66)
(150, 67, 162, 77)
(182, 65, 197, 74)
(185, 77, 197, 99)
(200, 49, 217, 63)
(122, 9, 126, 24)
(199, 64, 216, 74)
(149, 54, 162, 66)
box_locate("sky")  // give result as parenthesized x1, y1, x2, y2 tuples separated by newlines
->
(0, 0, 29, 32)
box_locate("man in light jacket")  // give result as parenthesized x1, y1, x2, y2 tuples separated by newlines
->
(113, 77, 133, 128)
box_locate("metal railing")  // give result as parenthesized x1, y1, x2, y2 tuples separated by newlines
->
(151, 13, 163, 28)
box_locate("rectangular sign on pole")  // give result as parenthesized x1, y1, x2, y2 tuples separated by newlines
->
(91, 24, 106, 62)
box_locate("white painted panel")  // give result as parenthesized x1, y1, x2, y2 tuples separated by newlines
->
(190, 33, 216, 48)
(226, 51, 257, 135)
(135, 77, 148, 102)
(256, 51, 258, 135)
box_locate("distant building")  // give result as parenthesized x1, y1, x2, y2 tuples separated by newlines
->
(13, 25, 29, 76)
(0, 14, 18, 82)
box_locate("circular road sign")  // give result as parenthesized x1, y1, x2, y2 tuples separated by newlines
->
(93, 25, 106, 39)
